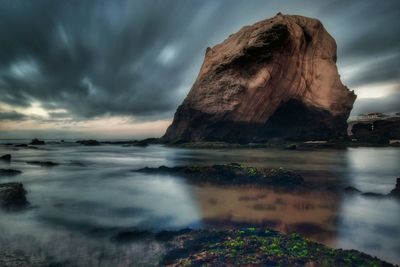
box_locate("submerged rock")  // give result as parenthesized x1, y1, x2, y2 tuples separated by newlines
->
(0, 182, 28, 209)
(135, 163, 304, 187)
(14, 144, 28, 148)
(76, 139, 101, 146)
(389, 178, 400, 197)
(112, 230, 152, 243)
(30, 138, 45, 145)
(160, 228, 394, 266)
(344, 186, 361, 193)
(0, 169, 22, 176)
(26, 161, 59, 167)
(163, 13, 355, 143)
(0, 154, 11, 162)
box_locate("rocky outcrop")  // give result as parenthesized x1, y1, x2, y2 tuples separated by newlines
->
(135, 163, 304, 187)
(0, 154, 11, 162)
(76, 139, 101, 146)
(163, 13, 356, 143)
(30, 138, 45, 145)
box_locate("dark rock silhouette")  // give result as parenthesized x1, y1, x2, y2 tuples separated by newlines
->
(351, 117, 400, 143)
(0, 182, 28, 209)
(0, 169, 22, 176)
(30, 138, 45, 145)
(0, 154, 11, 162)
(135, 163, 304, 187)
(76, 140, 101, 146)
(26, 161, 59, 167)
(389, 178, 400, 197)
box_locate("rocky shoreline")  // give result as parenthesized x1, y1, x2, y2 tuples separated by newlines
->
(0, 227, 395, 266)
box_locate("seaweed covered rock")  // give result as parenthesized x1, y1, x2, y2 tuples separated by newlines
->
(136, 163, 303, 187)
(160, 228, 393, 266)
(163, 13, 355, 143)
(0, 182, 28, 209)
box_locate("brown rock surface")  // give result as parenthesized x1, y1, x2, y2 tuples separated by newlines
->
(164, 13, 356, 143)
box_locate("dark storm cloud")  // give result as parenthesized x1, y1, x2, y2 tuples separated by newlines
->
(352, 92, 400, 115)
(0, 0, 399, 122)
(0, 111, 27, 121)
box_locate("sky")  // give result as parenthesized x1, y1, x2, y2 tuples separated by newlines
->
(0, 0, 399, 139)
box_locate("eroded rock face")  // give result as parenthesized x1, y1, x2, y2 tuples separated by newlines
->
(164, 14, 356, 143)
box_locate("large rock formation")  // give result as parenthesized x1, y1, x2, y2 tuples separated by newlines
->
(163, 13, 356, 143)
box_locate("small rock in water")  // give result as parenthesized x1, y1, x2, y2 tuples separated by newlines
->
(0, 182, 29, 209)
(30, 138, 45, 145)
(112, 230, 152, 243)
(0, 169, 22, 176)
(136, 163, 304, 187)
(0, 154, 11, 161)
(14, 144, 28, 148)
(76, 139, 101, 146)
(389, 177, 400, 197)
(26, 161, 59, 167)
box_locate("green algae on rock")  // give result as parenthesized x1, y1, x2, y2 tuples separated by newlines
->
(160, 228, 394, 266)
(135, 163, 304, 187)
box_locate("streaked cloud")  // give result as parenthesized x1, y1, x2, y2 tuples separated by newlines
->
(0, 0, 399, 138)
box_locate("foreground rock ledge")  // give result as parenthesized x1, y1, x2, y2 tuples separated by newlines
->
(135, 163, 304, 187)
(163, 13, 356, 143)
(160, 228, 394, 266)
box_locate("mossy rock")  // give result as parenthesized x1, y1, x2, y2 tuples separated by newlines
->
(160, 228, 394, 266)
(136, 163, 304, 187)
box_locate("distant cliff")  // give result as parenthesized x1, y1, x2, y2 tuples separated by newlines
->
(163, 13, 356, 143)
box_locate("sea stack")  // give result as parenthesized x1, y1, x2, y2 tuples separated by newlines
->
(163, 13, 356, 143)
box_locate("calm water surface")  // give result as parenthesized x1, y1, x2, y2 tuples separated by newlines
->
(0, 141, 399, 265)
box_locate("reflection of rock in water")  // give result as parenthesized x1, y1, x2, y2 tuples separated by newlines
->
(193, 185, 340, 246)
